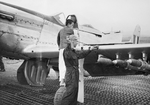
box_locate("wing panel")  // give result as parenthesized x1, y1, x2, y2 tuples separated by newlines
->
(76, 44, 150, 60)
(22, 45, 59, 58)
(97, 44, 150, 59)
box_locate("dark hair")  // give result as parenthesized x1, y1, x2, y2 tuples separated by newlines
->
(65, 19, 74, 26)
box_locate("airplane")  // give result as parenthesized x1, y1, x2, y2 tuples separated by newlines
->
(1, 1, 150, 103)
(0, 1, 124, 86)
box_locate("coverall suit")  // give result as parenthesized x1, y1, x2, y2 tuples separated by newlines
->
(61, 45, 91, 105)
(57, 26, 74, 81)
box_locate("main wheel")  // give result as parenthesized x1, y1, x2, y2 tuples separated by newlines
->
(24, 60, 49, 86)
(54, 87, 66, 105)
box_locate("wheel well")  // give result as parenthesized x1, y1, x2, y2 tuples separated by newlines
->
(52, 66, 59, 72)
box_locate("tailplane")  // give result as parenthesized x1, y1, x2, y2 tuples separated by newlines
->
(131, 25, 141, 44)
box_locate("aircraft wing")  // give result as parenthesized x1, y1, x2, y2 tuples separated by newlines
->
(76, 43, 150, 77)
(76, 43, 150, 60)
(96, 43, 150, 59)
(22, 43, 150, 60)
(22, 44, 59, 59)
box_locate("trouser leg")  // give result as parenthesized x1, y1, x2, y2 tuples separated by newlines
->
(61, 69, 79, 105)
(61, 86, 78, 105)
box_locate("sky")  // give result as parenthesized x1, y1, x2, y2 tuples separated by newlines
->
(0, 0, 150, 37)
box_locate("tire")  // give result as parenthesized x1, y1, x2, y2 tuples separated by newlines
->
(54, 86, 66, 105)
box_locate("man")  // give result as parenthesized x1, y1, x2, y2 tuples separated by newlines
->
(61, 35, 95, 105)
(57, 19, 74, 86)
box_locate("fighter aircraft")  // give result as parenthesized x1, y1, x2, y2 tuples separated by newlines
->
(0, 1, 149, 89)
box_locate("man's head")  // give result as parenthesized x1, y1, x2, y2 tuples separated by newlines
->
(67, 35, 78, 48)
(65, 19, 74, 29)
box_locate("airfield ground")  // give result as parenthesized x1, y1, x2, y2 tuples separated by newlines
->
(0, 58, 150, 105)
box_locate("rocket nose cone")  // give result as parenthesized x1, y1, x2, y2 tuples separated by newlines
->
(127, 59, 132, 64)
(112, 60, 118, 64)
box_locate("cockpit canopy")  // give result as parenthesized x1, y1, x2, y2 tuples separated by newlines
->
(53, 13, 95, 29)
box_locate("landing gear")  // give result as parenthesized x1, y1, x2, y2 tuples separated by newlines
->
(17, 59, 49, 86)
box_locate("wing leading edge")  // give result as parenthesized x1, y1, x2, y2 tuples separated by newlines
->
(22, 44, 59, 59)
(76, 44, 150, 60)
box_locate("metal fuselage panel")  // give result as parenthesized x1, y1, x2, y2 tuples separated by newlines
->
(0, 4, 42, 59)
(0, 3, 106, 60)
(0, 1, 123, 61)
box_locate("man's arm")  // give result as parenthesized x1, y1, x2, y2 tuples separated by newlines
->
(76, 46, 98, 59)
(76, 50, 91, 59)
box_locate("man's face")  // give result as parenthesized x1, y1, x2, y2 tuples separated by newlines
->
(69, 22, 74, 29)
(72, 38, 78, 47)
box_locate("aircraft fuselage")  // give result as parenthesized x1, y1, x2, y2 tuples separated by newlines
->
(0, 2, 106, 60)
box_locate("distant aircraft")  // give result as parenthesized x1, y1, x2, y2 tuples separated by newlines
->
(0, 1, 149, 88)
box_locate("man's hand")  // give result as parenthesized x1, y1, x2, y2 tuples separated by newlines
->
(90, 45, 98, 50)
(60, 79, 66, 87)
